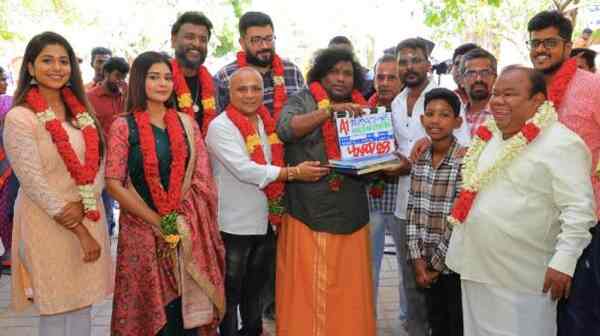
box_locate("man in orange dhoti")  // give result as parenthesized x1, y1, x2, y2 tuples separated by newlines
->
(275, 48, 376, 336)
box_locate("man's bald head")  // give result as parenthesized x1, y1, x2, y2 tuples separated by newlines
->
(229, 67, 264, 115)
(499, 65, 547, 99)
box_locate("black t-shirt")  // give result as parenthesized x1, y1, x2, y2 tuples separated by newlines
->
(184, 75, 204, 128)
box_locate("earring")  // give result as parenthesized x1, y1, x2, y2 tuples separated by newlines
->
(30, 77, 38, 85)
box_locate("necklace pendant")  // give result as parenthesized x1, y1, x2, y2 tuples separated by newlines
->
(193, 104, 199, 113)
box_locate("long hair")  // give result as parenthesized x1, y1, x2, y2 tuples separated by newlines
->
(12, 31, 105, 156)
(126, 51, 175, 113)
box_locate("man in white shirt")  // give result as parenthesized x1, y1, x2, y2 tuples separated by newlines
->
(390, 38, 470, 336)
(206, 67, 326, 336)
(445, 66, 596, 336)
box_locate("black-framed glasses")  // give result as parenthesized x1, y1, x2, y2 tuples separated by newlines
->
(526, 37, 566, 50)
(249, 35, 276, 45)
(463, 69, 495, 80)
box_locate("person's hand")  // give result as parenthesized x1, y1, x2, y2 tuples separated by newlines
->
(295, 161, 330, 182)
(413, 259, 433, 288)
(381, 154, 411, 176)
(72, 225, 102, 263)
(330, 103, 366, 118)
(543, 267, 572, 300)
(410, 137, 431, 162)
(53, 201, 85, 228)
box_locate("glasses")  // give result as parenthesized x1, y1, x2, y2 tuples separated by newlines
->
(249, 35, 276, 45)
(463, 69, 495, 80)
(526, 37, 566, 50)
(398, 57, 426, 67)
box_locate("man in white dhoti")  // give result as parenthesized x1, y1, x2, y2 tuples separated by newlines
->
(445, 65, 596, 336)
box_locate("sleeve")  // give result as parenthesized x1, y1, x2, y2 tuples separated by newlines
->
(276, 92, 307, 143)
(3, 108, 67, 217)
(430, 164, 463, 272)
(406, 171, 423, 261)
(547, 134, 596, 276)
(206, 118, 281, 189)
(215, 71, 230, 113)
(104, 117, 130, 183)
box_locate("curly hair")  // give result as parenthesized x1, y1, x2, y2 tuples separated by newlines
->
(306, 48, 364, 91)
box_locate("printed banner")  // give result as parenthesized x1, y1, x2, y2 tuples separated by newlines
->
(336, 111, 395, 161)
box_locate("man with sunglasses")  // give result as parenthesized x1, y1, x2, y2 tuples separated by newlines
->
(527, 10, 600, 335)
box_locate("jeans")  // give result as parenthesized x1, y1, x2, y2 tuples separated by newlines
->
(101, 189, 115, 236)
(398, 219, 430, 336)
(369, 211, 408, 321)
(219, 228, 275, 336)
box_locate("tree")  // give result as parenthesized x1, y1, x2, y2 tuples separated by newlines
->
(212, 0, 252, 58)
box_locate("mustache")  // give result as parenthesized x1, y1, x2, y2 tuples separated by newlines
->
(472, 81, 487, 88)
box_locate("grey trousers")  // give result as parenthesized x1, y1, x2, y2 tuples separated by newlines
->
(39, 306, 92, 336)
(398, 219, 430, 336)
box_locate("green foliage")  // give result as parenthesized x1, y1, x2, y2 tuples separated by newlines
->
(212, 0, 252, 57)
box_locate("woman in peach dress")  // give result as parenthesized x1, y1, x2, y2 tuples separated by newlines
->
(3, 32, 112, 336)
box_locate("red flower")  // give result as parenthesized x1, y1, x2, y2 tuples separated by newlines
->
(86, 210, 100, 221)
(226, 104, 286, 222)
(475, 126, 493, 141)
(135, 109, 188, 215)
(369, 186, 384, 198)
(450, 190, 477, 223)
(329, 178, 342, 192)
(521, 123, 540, 143)
(309, 82, 367, 192)
(548, 58, 577, 109)
(25, 86, 102, 221)
(171, 59, 216, 138)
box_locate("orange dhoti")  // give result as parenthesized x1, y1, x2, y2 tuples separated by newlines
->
(276, 215, 376, 336)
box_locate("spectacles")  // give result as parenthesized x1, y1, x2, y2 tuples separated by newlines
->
(463, 69, 495, 80)
(398, 57, 426, 67)
(249, 35, 276, 45)
(526, 37, 566, 50)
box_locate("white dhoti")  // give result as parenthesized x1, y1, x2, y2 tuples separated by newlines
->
(462, 280, 556, 336)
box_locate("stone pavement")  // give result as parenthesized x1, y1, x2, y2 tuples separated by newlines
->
(0, 235, 407, 336)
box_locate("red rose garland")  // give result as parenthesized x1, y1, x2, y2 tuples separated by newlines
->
(308, 81, 367, 191)
(236, 51, 287, 121)
(367, 93, 379, 108)
(25, 86, 101, 221)
(170, 59, 217, 137)
(134, 109, 188, 216)
(225, 104, 286, 225)
(547, 57, 577, 109)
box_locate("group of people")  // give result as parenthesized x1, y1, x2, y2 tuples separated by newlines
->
(0, 7, 597, 336)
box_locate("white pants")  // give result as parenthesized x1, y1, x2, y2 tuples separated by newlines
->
(39, 306, 92, 336)
(462, 280, 556, 336)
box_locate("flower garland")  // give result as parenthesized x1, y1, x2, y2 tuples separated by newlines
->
(367, 93, 379, 108)
(170, 59, 217, 137)
(308, 81, 367, 191)
(236, 51, 287, 121)
(25, 86, 101, 221)
(134, 109, 188, 246)
(225, 103, 286, 225)
(447, 101, 557, 226)
(547, 57, 577, 110)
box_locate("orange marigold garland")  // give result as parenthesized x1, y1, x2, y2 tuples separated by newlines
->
(236, 51, 287, 121)
(308, 81, 367, 191)
(25, 86, 101, 221)
(225, 104, 286, 225)
(170, 59, 217, 137)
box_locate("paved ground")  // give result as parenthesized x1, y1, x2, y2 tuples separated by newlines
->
(0, 234, 407, 336)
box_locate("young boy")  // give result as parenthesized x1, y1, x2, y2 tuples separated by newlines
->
(406, 87, 465, 336)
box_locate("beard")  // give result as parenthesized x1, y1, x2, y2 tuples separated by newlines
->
(468, 82, 490, 101)
(175, 45, 207, 69)
(246, 48, 274, 67)
(539, 59, 564, 75)
(106, 81, 120, 94)
(403, 70, 426, 88)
